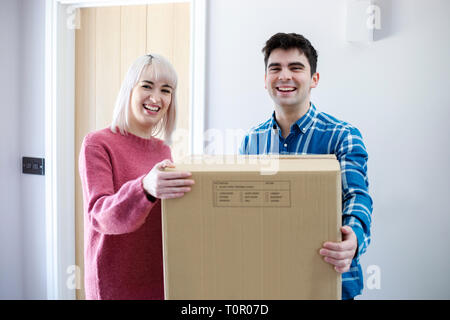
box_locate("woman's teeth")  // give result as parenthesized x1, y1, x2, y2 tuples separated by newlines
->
(144, 104, 160, 112)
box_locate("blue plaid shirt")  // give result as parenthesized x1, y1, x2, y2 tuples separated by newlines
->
(239, 103, 373, 299)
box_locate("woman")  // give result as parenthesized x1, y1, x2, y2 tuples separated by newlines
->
(79, 54, 194, 299)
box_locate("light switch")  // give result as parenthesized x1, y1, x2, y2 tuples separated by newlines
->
(22, 157, 45, 175)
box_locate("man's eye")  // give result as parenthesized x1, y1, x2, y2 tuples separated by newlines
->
(142, 85, 151, 89)
(162, 89, 171, 94)
(270, 68, 280, 72)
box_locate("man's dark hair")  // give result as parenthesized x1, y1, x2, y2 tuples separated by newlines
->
(262, 33, 318, 76)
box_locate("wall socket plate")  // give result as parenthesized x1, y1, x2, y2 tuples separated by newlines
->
(22, 157, 45, 175)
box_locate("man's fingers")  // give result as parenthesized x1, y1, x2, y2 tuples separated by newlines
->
(323, 256, 351, 268)
(341, 226, 353, 234)
(320, 248, 354, 260)
(322, 239, 355, 252)
(323, 255, 352, 273)
(334, 266, 350, 274)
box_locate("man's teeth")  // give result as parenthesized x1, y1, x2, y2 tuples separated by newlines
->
(278, 87, 296, 92)
(144, 105, 160, 112)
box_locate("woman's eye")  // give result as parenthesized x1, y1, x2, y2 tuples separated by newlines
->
(142, 85, 151, 89)
(162, 89, 171, 94)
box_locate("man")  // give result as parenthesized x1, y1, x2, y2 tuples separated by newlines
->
(239, 32, 373, 300)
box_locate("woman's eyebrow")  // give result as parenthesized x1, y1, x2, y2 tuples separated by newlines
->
(140, 80, 172, 89)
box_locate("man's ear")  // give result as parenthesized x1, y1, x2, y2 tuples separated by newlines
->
(264, 73, 267, 89)
(310, 72, 320, 89)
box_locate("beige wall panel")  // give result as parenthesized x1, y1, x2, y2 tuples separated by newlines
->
(75, 7, 97, 300)
(75, 3, 191, 300)
(171, 3, 191, 161)
(95, 7, 121, 129)
(120, 5, 147, 81)
(146, 3, 174, 62)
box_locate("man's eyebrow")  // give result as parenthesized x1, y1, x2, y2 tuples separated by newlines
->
(267, 62, 305, 68)
(288, 62, 305, 68)
(267, 62, 281, 69)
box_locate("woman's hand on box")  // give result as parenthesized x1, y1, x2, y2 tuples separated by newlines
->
(143, 159, 194, 200)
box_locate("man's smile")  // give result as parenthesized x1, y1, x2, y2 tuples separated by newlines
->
(276, 86, 297, 93)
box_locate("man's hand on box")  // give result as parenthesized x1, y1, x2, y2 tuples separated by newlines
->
(319, 226, 357, 273)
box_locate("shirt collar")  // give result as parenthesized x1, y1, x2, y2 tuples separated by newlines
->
(271, 102, 318, 134)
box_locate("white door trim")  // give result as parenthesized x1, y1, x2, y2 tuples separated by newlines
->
(44, 0, 206, 300)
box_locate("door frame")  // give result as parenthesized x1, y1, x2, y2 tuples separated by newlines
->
(44, 0, 206, 300)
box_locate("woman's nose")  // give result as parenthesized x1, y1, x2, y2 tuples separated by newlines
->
(148, 94, 159, 103)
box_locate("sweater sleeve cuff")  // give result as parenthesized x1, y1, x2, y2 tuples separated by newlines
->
(141, 175, 158, 203)
(145, 191, 157, 203)
(349, 224, 365, 261)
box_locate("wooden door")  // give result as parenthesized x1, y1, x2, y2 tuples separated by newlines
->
(75, 3, 191, 299)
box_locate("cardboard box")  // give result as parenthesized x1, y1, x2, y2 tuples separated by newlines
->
(162, 155, 342, 300)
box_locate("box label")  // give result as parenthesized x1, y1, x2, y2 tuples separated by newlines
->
(213, 181, 291, 207)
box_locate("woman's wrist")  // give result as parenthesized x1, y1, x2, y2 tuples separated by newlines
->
(145, 191, 157, 203)
(142, 176, 157, 202)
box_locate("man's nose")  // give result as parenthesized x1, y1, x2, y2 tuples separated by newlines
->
(278, 68, 292, 80)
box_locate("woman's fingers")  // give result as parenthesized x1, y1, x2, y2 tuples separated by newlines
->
(159, 192, 188, 200)
(159, 178, 194, 188)
(155, 159, 174, 170)
(159, 170, 193, 180)
(160, 186, 192, 194)
(144, 159, 195, 199)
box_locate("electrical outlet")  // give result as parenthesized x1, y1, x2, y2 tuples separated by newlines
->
(22, 157, 45, 175)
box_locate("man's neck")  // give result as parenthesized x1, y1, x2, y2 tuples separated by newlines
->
(274, 101, 311, 138)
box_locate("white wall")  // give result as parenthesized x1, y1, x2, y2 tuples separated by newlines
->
(0, 0, 47, 299)
(0, 0, 23, 299)
(206, 0, 450, 299)
(18, 0, 47, 299)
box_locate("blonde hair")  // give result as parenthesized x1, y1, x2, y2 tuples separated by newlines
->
(110, 54, 177, 143)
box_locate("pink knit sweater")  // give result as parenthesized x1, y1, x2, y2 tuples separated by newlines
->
(79, 128, 172, 299)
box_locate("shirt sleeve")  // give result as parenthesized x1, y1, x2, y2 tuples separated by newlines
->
(79, 142, 157, 235)
(335, 126, 373, 260)
(239, 134, 249, 155)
